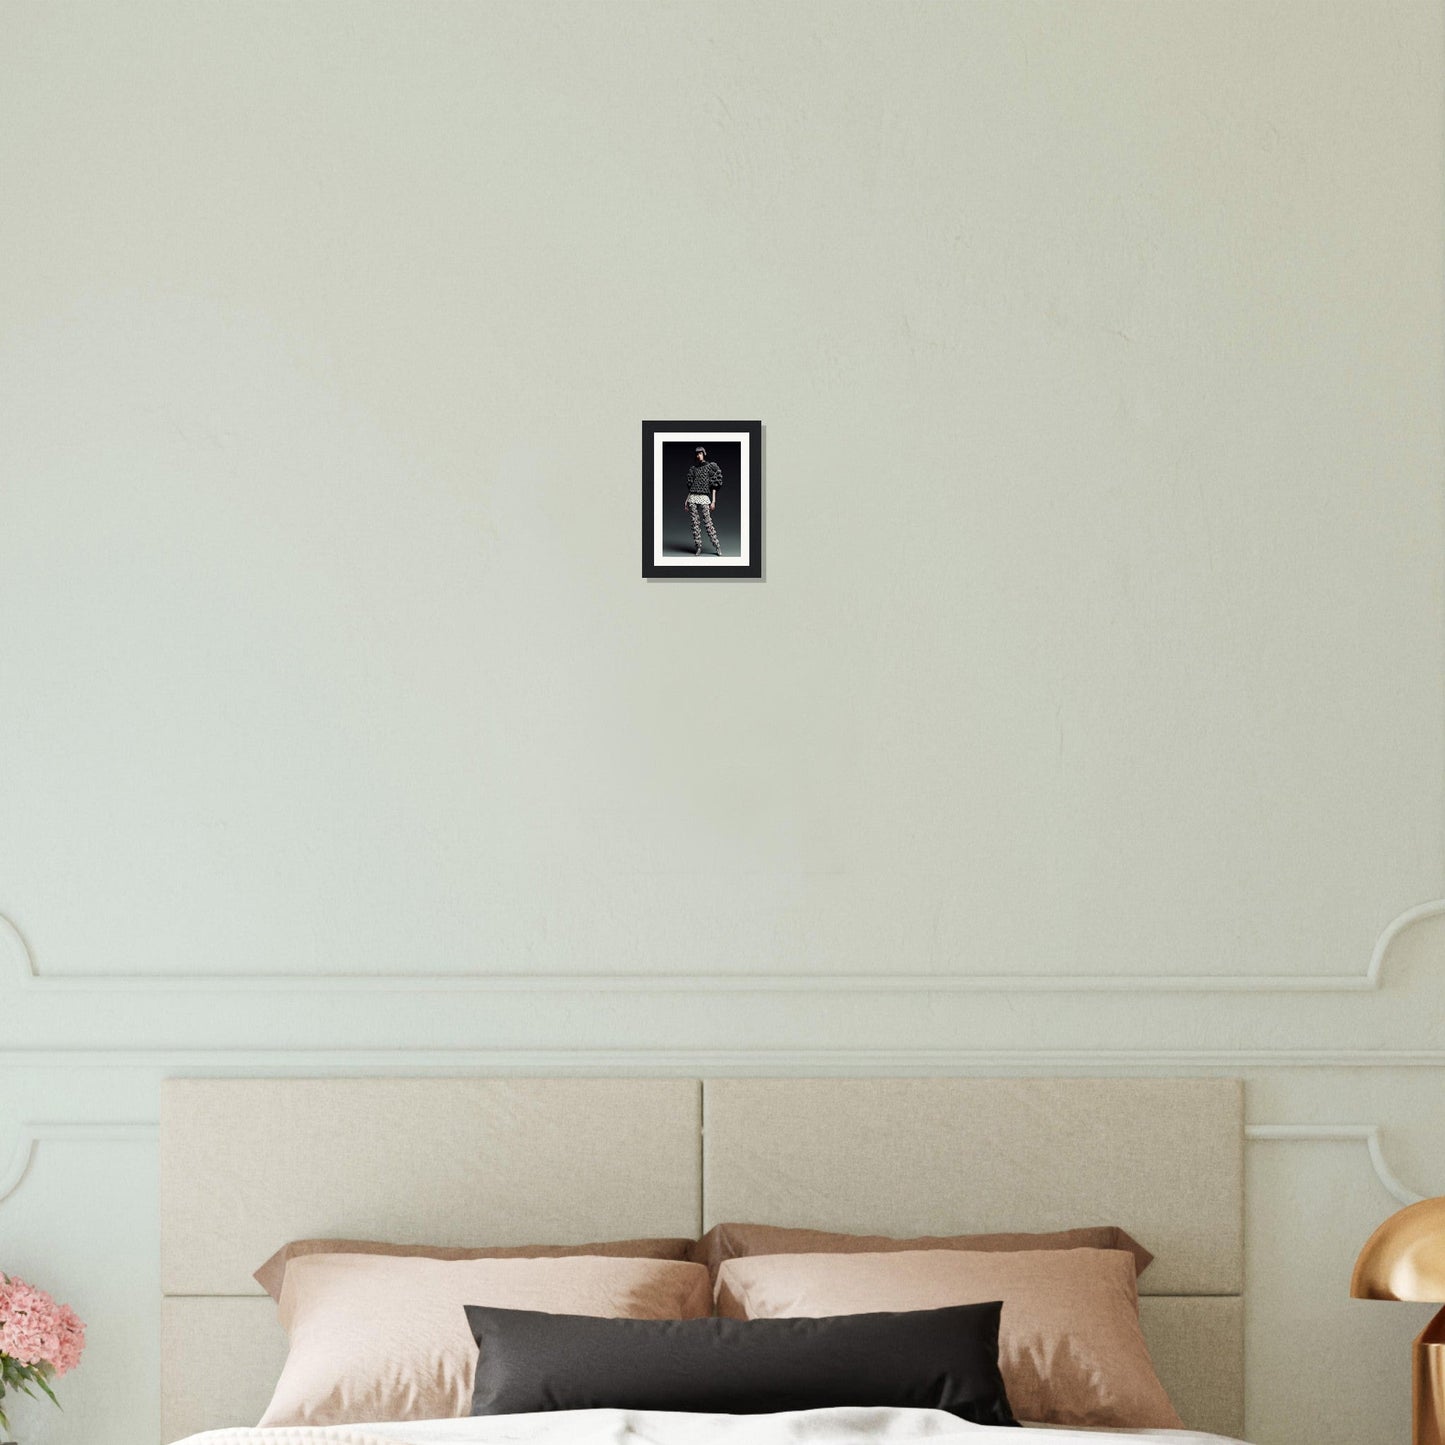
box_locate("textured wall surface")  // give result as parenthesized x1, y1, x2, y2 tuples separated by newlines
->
(0, 3, 1441, 1443)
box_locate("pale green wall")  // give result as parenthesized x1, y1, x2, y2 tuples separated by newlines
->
(1, 4, 1442, 1443)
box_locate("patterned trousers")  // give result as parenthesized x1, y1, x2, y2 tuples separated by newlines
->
(687, 495, 722, 555)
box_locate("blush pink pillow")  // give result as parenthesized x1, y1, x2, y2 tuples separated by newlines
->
(260, 1252, 712, 1427)
(716, 1247, 1180, 1430)
(689, 1222, 1152, 1280)
(253, 1235, 693, 1302)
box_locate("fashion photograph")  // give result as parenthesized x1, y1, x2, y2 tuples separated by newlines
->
(642, 420, 762, 579)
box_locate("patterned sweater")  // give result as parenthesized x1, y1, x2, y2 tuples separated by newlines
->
(686, 460, 723, 496)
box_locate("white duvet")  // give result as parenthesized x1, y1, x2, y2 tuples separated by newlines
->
(172, 1405, 1248, 1445)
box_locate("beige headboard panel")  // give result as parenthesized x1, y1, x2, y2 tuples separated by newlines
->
(160, 1077, 704, 1296)
(703, 1077, 1244, 1439)
(703, 1078, 1243, 1295)
(160, 1076, 705, 1438)
(160, 1077, 1243, 1442)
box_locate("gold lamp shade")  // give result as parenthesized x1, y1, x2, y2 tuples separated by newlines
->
(1353, 1197, 1445, 1445)
(1353, 1197, 1445, 1302)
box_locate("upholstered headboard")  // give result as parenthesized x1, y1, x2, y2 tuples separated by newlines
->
(159, 1077, 1243, 1441)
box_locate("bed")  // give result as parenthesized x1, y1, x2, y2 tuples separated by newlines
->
(158, 1077, 1246, 1445)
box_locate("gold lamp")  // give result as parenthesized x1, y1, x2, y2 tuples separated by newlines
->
(1352, 1197, 1445, 1444)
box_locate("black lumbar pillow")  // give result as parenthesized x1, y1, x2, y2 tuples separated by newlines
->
(465, 1300, 1017, 1426)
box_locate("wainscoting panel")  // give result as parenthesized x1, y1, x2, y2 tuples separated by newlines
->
(4, 911, 1445, 1444)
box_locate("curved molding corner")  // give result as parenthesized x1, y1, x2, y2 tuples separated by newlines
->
(2, 898, 1443, 995)
(1359, 898, 1445, 988)
(0, 913, 35, 988)
(0, 1121, 156, 1206)
(1246, 1123, 1424, 1206)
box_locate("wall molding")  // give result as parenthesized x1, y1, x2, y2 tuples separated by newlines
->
(0, 1122, 158, 1205)
(1246, 1123, 1423, 1207)
(3, 1046, 1445, 1069)
(2, 898, 1443, 994)
(0, 1117, 1422, 1209)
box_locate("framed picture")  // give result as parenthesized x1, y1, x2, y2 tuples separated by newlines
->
(642, 419, 762, 579)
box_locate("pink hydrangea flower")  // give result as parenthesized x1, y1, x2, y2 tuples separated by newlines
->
(0, 1273, 85, 1431)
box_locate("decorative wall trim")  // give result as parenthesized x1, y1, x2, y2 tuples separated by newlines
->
(3, 1047, 1445, 1069)
(0, 1122, 157, 1205)
(1245, 1123, 1423, 1206)
(0, 1118, 1422, 1209)
(2, 899, 1443, 994)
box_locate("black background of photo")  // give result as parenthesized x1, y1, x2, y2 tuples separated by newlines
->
(660, 440, 743, 557)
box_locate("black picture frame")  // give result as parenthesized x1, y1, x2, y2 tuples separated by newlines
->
(642, 420, 763, 579)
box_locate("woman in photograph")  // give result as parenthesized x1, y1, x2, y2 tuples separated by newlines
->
(685, 444, 724, 556)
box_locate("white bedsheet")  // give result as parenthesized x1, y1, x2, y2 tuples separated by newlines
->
(171, 1405, 1248, 1445)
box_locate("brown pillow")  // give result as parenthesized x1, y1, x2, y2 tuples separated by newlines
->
(690, 1221, 1153, 1279)
(716, 1247, 1180, 1430)
(254, 1234, 692, 1301)
(259, 1252, 712, 1426)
